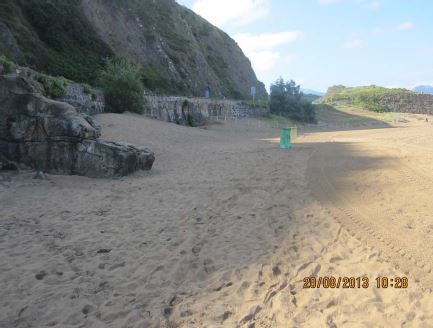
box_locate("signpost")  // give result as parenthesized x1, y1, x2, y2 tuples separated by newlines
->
(251, 86, 256, 106)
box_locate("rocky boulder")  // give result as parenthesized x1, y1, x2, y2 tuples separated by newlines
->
(0, 75, 155, 177)
(75, 141, 154, 178)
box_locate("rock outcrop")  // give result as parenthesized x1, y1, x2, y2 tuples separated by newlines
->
(75, 140, 154, 177)
(12, 65, 106, 116)
(0, 75, 155, 177)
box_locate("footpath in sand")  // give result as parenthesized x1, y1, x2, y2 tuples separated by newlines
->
(1, 107, 433, 327)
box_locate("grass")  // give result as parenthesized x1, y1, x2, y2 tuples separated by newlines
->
(36, 73, 66, 99)
(314, 103, 412, 127)
(0, 55, 15, 74)
(269, 114, 297, 127)
(82, 83, 92, 94)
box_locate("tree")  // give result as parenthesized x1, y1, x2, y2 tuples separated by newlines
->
(270, 77, 316, 123)
(99, 57, 147, 114)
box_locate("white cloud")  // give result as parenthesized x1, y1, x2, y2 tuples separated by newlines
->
(191, 0, 270, 27)
(187, 1, 302, 76)
(319, 0, 382, 9)
(248, 51, 281, 73)
(374, 21, 415, 34)
(398, 21, 414, 31)
(234, 31, 302, 53)
(233, 31, 302, 73)
(283, 55, 296, 64)
(364, 1, 381, 9)
(319, 0, 342, 4)
(343, 39, 367, 49)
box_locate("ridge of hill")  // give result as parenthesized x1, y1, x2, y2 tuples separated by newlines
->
(321, 85, 418, 112)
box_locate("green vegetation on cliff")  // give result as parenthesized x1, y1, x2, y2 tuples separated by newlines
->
(0, 55, 15, 74)
(0, 0, 267, 100)
(321, 85, 413, 112)
(0, 0, 113, 84)
(99, 57, 147, 114)
(36, 74, 67, 99)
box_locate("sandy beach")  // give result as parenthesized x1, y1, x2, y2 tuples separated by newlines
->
(2, 109, 433, 327)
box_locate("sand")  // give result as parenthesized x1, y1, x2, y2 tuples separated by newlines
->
(1, 110, 433, 327)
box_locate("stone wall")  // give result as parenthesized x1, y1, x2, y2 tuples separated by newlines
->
(377, 94, 433, 114)
(61, 84, 105, 116)
(327, 92, 433, 115)
(146, 96, 269, 125)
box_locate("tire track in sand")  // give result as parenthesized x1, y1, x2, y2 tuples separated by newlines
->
(307, 144, 433, 290)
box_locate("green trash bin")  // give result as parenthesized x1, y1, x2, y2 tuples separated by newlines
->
(280, 128, 291, 149)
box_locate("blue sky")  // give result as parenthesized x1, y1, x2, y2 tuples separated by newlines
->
(176, 0, 433, 93)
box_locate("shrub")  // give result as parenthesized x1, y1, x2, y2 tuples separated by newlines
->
(37, 74, 66, 99)
(0, 55, 15, 74)
(99, 57, 147, 114)
(270, 77, 316, 123)
(82, 83, 92, 94)
(181, 100, 196, 126)
(186, 113, 195, 127)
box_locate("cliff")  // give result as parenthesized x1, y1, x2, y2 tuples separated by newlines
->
(0, 0, 267, 100)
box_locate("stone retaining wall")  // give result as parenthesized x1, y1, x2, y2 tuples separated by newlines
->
(327, 93, 433, 115)
(61, 84, 105, 116)
(377, 94, 433, 114)
(146, 96, 269, 125)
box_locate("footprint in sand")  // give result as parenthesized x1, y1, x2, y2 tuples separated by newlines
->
(35, 270, 47, 280)
(192, 242, 204, 256)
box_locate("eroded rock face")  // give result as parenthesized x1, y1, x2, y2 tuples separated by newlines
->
(75, 141, 154, 178)
(0, 75, 155, 177)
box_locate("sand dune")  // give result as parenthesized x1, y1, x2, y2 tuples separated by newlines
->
(1, 112, 433, 327)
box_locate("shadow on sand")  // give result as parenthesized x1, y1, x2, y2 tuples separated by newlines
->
(306, 104, 393, 133)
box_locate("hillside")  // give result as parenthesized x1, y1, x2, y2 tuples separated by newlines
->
(301, 88, 324, 97)
(321, 85, 417, 112)
(0, 0, 267, 100)
(302, 93, 322, 103)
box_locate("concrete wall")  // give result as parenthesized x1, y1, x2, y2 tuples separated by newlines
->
(146, 96, 269, 125)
